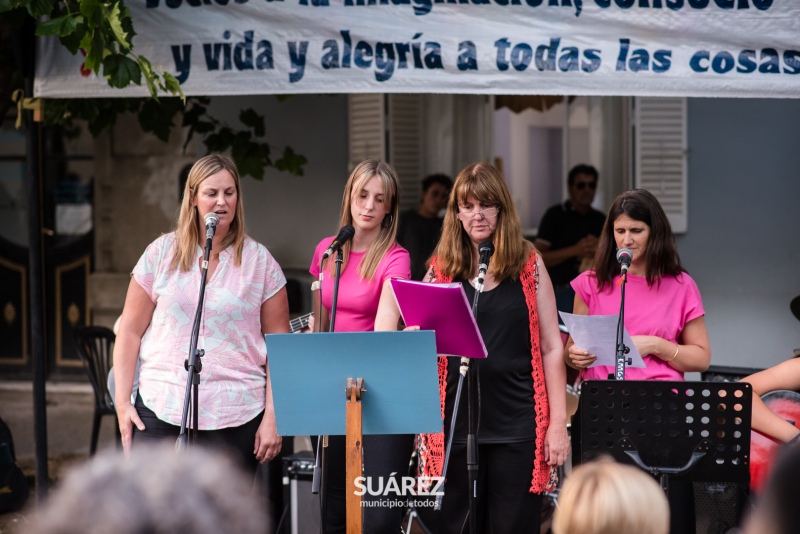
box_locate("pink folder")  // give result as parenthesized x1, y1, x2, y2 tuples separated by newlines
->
(391, 279, 487, 359)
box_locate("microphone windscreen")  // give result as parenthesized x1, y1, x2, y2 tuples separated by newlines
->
(204, 212, 220, 226)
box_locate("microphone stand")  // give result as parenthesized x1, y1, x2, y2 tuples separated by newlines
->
(435, 259, 487, 534)
(612, 269, 631, 381)
(312, 247, 345, 532)
(176, 234, 213, 451)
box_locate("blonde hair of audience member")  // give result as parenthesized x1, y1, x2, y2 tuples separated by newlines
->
(172, 154, 247, 272)
(325, 159, 401, 280)
(552, 457, 669, 534)
(25, 444, 267, 534)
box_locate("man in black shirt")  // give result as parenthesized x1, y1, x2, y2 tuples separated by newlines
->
(535, 164, 606, 314)
(397, 173, 452, 280)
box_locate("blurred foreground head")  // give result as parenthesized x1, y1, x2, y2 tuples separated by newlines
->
(743, 442, 800, 534)
(553, 457, 669, 534)
(25, 444, 266, 534)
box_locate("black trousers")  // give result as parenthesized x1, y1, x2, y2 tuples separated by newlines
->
(313, 434, 415, 534)
(132, 393, 265, 476)
(437, 440, 543, 534)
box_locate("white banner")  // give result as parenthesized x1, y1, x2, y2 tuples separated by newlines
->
(35, 0, 800, 98)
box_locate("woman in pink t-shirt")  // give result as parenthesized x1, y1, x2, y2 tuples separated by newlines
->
(564, 189, 710, 534)
(564, 189, 710, 379)
(308, 159, 411, 534)
(114, 154, 290, 475)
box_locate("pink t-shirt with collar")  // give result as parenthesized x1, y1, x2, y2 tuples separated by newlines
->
(309, 238, 410, 332)
(571, 270, 705, 382)
(133, 232, 286, 429)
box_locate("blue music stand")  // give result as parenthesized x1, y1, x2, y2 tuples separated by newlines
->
(266, 330, 441, 436)
(266, 330, 442, 533)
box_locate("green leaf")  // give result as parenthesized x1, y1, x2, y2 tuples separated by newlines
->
(103, 54, 141, 88)
(59, 19, 85, 54)
(181, 103, 207, 127)
(239, 109, 265, 137)
(161, 72, 184, 99)
(138, 99, 179, 142)
(79, 28, 105, 73)
(26, 0, 55, 18)
(204, 127, 236, 153)
(275, 146, 308, 176)
(79, 0, 100, 21)
(232, 141, 267, 181)
(137, 55, 158, 99)
(106, 1, 129, 50)
(35, 14, 78, 36)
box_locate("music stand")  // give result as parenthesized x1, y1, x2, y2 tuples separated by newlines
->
(577, 380, 752, 492)
(266, 330, 442, 533)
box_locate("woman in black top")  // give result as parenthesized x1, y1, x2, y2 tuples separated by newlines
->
(416, 162, 569, 534)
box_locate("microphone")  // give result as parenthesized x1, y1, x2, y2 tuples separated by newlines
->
(204, 213, 219, 240)
(476, 241, 495, 290)
(322, 225, 355, 259)
(616, 248, 632, 275)
(461, 241, 495, 376)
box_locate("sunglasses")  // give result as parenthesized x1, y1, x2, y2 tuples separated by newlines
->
(574, 181, 597, 191)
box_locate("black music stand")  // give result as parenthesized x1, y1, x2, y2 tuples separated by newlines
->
(577, 380, 752, 492)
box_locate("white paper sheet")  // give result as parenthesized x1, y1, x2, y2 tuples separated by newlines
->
(559, 312, 645, 369)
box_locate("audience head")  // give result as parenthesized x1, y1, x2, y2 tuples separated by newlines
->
(567, 164, 599, 211)
(419, 173, 452, 216)
(743, 442, 800, 534)
(26, 444, 267, 534)
(594, 188, 684, 288)
(552, 457, 669, 534)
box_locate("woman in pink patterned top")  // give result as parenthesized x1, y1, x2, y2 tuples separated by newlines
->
(113, 154, 290, 475)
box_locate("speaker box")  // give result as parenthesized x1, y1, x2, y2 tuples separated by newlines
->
(282, 451, 321, 534)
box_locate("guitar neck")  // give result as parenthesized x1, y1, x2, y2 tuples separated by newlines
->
(290, 312, 313, 333)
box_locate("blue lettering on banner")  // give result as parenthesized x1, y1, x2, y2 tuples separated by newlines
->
(457, 41, 478, 70)
(146, 0, 254, 7)
(288, 41, 309, 82)
(175, 30, 274, 83)
(316, 31, 442, 82)
(495, 37, 604, 73)
(171, 44, 191, 83)
(616, 38, 671, 72)
(690, 47, 800, 74)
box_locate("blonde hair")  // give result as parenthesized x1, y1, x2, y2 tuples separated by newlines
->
(324, 159, 400, 280)
(171, 155, 246, 272)
(553, 458, 669, 534)
(434, 162, 531, 282)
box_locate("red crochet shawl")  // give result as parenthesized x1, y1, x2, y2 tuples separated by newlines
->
(416, 250, 555, 493)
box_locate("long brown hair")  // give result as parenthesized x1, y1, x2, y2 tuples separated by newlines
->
(593, 189, 684, 289)
(324, 160, 400, 280)
(434, 162, 531, 282)
(171, 155, 246, 272)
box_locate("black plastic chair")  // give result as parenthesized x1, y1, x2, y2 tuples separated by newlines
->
(73, 325, 120, 455)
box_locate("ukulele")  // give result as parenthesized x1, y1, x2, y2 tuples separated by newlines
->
(749, 389, 800, 493)
(290, 312, 313, 333)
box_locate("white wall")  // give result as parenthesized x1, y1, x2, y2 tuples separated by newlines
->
(204, 95, 349, 272)
(679, 98, 800, 371)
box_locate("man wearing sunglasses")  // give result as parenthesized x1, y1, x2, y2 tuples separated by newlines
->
(535, 164, 606, 315)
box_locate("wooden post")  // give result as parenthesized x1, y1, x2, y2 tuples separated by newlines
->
(346, 377, 365, 534)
